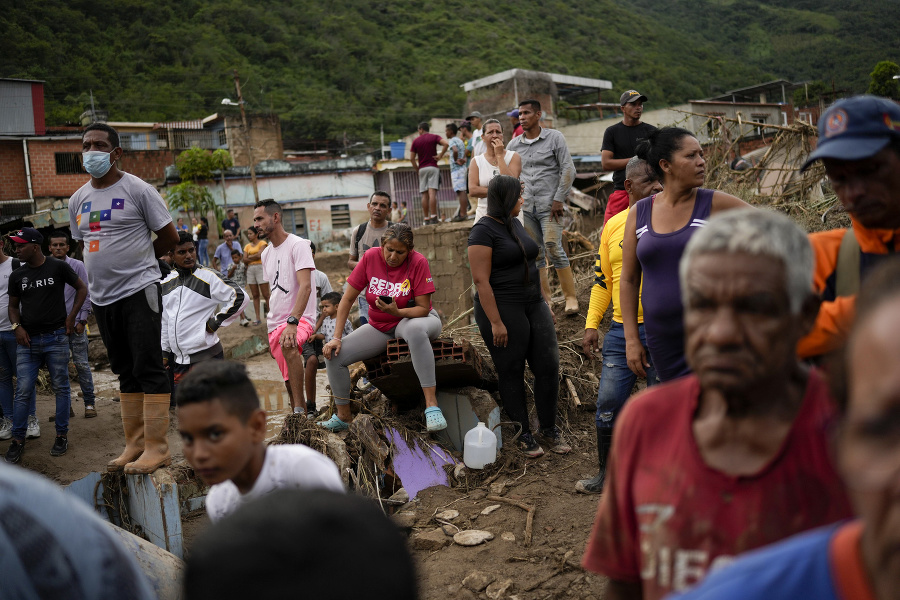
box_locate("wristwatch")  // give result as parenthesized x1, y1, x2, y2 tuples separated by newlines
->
(11, 323, 19, 330)
(286, 316, 300, 326)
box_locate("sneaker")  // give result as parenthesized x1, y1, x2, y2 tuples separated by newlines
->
(50, 435, 68, 457)
(538, 426, 572, 455)
(5, 440, 24, 464)
(517, 432, 545, 459)
(84, 405, 97, 419)
(0, 417, 12, 441)
(450, 213, 466, 222)
(26, 415, 40, 439)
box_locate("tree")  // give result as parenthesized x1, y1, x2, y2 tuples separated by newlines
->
(867, 61, 900, 99)
(166, 147, 228, 227)
(210, 149, 234, 207)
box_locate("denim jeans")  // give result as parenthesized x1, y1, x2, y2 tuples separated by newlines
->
(523, 206, 569, 270)
(0, 330, 36, 419)
(596, 321, 658, 429)
(358, 295, 370, 325)
(68, 329, 95, 405)
(197, 238, 209, 266)
(13, 328, 71, 439)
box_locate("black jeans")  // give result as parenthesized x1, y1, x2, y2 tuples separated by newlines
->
(93, 284, 170, 395)
(474, 298, 559, 435)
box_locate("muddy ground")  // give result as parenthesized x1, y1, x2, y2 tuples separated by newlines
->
(5, 238, 617, 599)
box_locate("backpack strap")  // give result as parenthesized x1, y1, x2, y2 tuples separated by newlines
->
(835, 228, 861, 298)
(353, 222, 368, 257)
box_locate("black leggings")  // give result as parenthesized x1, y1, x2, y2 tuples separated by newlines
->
(474, 298, 559, 435)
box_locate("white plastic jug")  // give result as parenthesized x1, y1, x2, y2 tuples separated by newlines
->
(463, 422, 497, 470)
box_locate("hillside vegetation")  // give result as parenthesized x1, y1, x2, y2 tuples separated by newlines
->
(3, 0, 898, 146)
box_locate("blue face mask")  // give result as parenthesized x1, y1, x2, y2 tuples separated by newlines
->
(82, 151, 113, 178)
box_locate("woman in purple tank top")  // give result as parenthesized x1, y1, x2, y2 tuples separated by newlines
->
(619, 128, 749, 381)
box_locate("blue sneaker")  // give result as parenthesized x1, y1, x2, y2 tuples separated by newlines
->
(317, 414, 350, 432)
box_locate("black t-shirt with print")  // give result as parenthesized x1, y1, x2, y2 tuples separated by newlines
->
(8, 257, 79, 334)
(468, 217, 541, 304)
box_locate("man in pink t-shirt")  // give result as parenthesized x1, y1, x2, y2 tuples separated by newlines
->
(253, 199, 317, 413)
(409, 121, 448, 225)
(582, 210, 852, 600)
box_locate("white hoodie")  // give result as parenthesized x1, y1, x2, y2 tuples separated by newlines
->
(161, 265, 249, 364)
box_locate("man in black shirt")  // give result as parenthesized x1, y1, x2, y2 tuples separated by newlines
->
(221, 209, 240, 237)
(601, 90, 657, 223)
(5, 228, 87, 464)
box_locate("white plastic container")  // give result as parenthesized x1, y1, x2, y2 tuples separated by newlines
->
(463, 422, 497, 469)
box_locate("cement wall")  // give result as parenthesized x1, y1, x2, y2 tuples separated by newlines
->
(414, 220, 474, 322)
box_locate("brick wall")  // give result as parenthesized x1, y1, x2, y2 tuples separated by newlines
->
(414, 220, 474, 322)
(0, 141, 28, 200)
(27, 138, 86, 198)
(120, 150, 173, 186)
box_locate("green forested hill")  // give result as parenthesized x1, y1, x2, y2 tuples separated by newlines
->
(2, 0, 898, 146)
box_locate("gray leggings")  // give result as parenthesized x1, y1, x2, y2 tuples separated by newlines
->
(325, 309, 442, 405)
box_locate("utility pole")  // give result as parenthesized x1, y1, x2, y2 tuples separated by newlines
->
(233, 69, 260, 204)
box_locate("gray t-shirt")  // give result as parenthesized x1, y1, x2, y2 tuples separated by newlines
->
(349, 221, 390, 259)
(68, 172, 173, 306)
(0, 257, 16, 330)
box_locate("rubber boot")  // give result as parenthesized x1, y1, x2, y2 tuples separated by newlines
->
(557, 266, 579, 315)
(124, 393, 171, 474)
(575, 426, 612, 494)
(538, 267, 552, 303)
(107, 393, 145, 472)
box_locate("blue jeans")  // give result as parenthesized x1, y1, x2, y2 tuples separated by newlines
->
(0, 330, 36, 419)
(69, 329, 95, 405)
(596, 321, 658, 429)
(523, 206, 569, 270)
(197, 238, 209, 266)
(358, 296, 370, 325)
(13, 329, 71, 439)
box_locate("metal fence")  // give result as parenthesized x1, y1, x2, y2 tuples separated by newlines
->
(374, 167, 464, 228)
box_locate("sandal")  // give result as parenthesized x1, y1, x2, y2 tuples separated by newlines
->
(424, 406, 447, 432)
(317, 414, 350, 432)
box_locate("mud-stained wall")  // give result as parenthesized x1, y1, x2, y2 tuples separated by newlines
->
(414, 220, 474, 323)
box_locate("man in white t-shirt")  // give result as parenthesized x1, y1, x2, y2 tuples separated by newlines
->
(68, 122, 179, 475)
(467, 110, 486, 156)
(253, 199, 317, 413)
(176, 361, 344, 522)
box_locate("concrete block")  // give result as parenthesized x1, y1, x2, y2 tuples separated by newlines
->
(436, 387, 502, 452)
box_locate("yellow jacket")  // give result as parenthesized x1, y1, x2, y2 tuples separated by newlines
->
(586, 207, 645, 329)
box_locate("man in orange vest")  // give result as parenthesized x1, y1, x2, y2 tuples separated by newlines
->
(798, 95, 900, 359)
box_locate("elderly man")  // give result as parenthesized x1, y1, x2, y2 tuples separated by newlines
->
(582, 210, 853, 600)
(213, 229, 242, 276)
(668, 258, 900, 599)
(577, 156, 663, 494)
(797, 95, 900, 359)
(507, 99, 579, 314)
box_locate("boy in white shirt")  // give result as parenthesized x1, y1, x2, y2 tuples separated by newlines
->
(176, 360, 344, 522)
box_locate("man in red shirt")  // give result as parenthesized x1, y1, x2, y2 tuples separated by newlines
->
(582, 209, 853, 600)
(410, 121, 449, 225)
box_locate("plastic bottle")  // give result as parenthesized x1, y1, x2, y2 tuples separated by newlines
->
(463, 422, 497, 469)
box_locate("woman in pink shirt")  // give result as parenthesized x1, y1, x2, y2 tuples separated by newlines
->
(319, 223, 446, 432)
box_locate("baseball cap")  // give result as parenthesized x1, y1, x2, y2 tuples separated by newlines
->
(9, 227, 43, 245)
(507, 109, 519, 118)
(620, 90, 648, 105)
(801, 95, 900, 171)
(466, 110, 484, 120)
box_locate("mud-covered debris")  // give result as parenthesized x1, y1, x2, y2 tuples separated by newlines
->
(462, 571, 496, 592)
(481, 504, 501, 516)
(413, 527, 452, 551)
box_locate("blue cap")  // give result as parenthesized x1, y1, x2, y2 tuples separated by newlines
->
(507, 109, 519, 118)
(802, 95, 900, 171)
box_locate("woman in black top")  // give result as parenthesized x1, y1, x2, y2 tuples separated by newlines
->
(467, 175, 568, 457)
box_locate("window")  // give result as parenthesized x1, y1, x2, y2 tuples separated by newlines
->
(331, 204, 351, 230)
(283, 207, 307, 238)
(751, 113, 769, 137)
(55, 152, 84, 175)
(705, 112, 725, 137)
